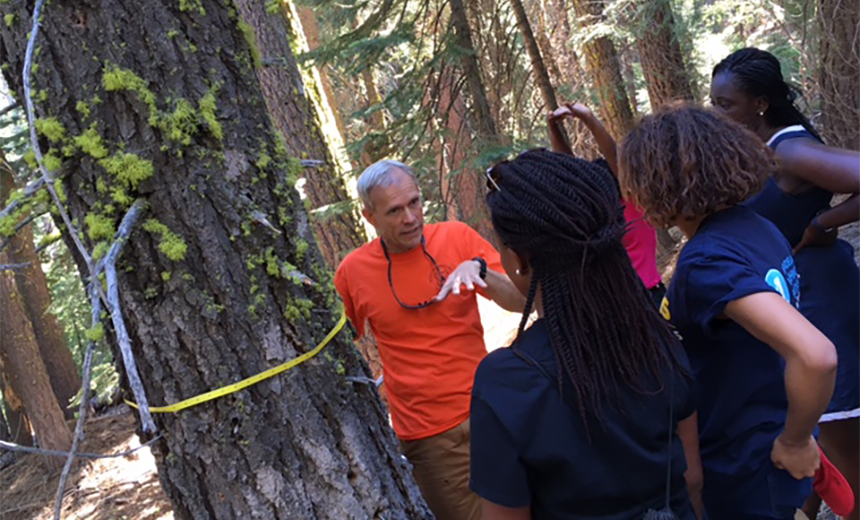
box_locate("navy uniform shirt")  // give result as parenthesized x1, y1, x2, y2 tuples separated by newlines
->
(664, 206, 810, 519)
(470, 319, 696, 519)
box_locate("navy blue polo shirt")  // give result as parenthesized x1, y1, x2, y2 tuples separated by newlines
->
(664, 206, 810, 519)
(470, 319, 696, 519)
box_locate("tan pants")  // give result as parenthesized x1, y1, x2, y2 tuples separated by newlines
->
(400, 418, 481, 520)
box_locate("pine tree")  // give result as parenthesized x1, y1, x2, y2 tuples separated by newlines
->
(0, 1, 428, 516)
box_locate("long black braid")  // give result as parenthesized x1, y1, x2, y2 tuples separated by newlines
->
(713, 47, 824, 142)
(487, 149, 682, 428)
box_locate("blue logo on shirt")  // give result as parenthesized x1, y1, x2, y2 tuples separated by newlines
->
(765, 269, 791, 303)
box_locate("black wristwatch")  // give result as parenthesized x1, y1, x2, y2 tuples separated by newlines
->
(472, 257, 487, 279)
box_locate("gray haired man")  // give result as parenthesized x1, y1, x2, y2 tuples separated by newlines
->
(335, 160, 524, 520)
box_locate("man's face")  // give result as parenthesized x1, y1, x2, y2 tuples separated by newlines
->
(361, 168, 424, 253)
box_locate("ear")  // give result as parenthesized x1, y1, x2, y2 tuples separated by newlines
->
(516, 250, 531, 275)
(755, 96, 770, 116)
(361, 207, 377, 228)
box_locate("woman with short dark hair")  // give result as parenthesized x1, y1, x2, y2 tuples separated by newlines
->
(711, 47, 860, 519)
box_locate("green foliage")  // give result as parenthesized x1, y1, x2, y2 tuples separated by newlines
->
(84, 212, 115, 241)
(76, 101, 91, 119)
(198, 91, 223, 141)
(4, 13, 15, 27)
(179, 0, 206, 15)
(34, 117, 67, 143)
(99, 151, 154, 190)
(102, 64, 158, 124)
(143, 219, 188, 261)
(160, 98, 198, 144)
(74, 125, 109, 159)
(266, 0, 280, 14)
(237, 21, 263, 69)
(85, 322, 105, 342)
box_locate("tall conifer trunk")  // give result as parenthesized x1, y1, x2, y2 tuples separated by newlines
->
(1, 160, 81, 419)
(0, 1, 428, 517)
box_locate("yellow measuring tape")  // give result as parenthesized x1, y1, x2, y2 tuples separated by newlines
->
(127, 310, 347, 413)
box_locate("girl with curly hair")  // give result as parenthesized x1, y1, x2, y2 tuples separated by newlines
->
(620, 104, 837, 520)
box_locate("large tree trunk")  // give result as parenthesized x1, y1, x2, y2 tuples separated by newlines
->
(0, 161, 81, 419)
(633, 0, 695, 112)
(0, 254, 72, 467)
(450, 0, 499, 140)
(0, 1, 428, 517)
(818, 0, 859, 151)
(570, 0, 634, 140)
(234, 0, 365, 268)
(510, 0, 558, 111)
(0, 373, 32, 446)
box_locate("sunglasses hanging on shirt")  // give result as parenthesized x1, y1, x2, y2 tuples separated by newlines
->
(381, 236, 447, 310)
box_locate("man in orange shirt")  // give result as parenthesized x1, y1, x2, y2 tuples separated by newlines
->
(335, 160, 525, 520)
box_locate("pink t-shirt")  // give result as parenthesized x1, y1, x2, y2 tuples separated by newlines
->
(622, 199, 661, 289)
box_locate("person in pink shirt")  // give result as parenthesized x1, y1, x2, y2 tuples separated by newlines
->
(547, 103, 665, 307)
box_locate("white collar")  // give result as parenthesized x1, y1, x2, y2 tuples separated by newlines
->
(766, 125, 806, 146)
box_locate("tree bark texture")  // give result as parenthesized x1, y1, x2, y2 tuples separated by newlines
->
(570, 0, 634, 140)
(633, 0, 695, 112)
(295, 6, 352, 159)
(0, 253, 72, 464)
(234, 0, 365, 268)
(510, 0, 558, 111)
(0, 372, 32, 446)
(449, 0, 499, 139)
(0, 1, 428, 518)
(818, 0, 860, 151)
(0, 161, 81, 419)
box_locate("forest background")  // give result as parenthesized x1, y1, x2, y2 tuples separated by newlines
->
(0, 0, 856, 518)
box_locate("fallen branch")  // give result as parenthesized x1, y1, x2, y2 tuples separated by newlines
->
(53, 199, 148, 520)
(0, 433, 162, 459)
(22, 0, 95, 281)
(53, 278, 101, 520)
(0, 177, 45, 222)
(102, 201, 156, 435)
(0, 262, 30, 271)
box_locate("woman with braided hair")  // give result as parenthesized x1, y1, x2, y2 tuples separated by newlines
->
(620, 104, 837, 520)
(711, 47, 860, 520)
(469, 148, 700, 520)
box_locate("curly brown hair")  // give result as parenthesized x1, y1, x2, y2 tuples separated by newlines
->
(618, 103, 773, 229)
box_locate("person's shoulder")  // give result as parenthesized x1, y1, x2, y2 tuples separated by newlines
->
(336, 240, 380, 274)
(430, 220, 474, 237)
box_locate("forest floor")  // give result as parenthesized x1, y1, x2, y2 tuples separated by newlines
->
(0, 411, 173, 520)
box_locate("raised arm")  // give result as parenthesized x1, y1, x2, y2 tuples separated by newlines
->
(725, 292, 837, 479)
(546, 103, 619, 176)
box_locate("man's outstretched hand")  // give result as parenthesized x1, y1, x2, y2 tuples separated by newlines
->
(434, 259, 486, 302)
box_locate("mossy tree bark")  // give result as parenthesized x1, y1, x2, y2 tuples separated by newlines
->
(0, 1, 428, 518)
(0, 253, 72, 467)
(0, 159, 81, 419)
(234, 0, 365, 268)
(570, 0, 634, 140)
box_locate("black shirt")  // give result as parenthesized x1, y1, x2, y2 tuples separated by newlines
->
(470, 319, 696, 519)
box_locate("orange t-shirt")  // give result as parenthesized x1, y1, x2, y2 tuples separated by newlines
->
(334, 221, 504, 441)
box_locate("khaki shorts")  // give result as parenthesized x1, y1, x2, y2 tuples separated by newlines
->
(400, 418, 481, 520)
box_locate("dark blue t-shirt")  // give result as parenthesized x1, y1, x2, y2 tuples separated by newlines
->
(664, 206, 810, 519)
(470, 319, 696, 519)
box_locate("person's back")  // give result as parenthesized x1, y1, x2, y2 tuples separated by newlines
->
(472, 320, 695, 519)
(471, 150, 696, 520)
